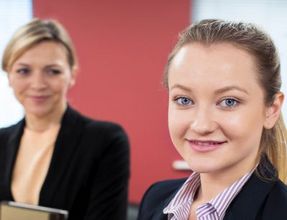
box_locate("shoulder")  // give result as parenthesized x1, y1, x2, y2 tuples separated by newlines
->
(0, 120, 22, 132)
(67, 106, 126, 132)
(262, 179, 287, 218)
(63, 107, 129, 157)
(143, 178, 187, 199)
(267, 180, 287, 204)
(138, 178, 186, 219)
(0, 120, 23, 140)
(65, 106, 128, 140)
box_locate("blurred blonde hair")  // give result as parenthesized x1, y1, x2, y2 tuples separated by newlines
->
(2, 18, 77, 72)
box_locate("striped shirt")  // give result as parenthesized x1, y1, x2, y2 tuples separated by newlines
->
(163, 171, 254, 220)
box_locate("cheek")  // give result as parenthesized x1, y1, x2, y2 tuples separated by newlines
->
(168, 108, 179, 142)
(51, 78, 72, 93)
(168, 108, 189, 145)
(9, 79, 26, 93)
(221, 109, 265, 144)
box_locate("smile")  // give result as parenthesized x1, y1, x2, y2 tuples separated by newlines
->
(187, 139, 227, 152)
(29, 95, 50, 102)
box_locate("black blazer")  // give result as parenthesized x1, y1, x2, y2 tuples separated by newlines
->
(0, 106, 130, 220)
(138, 171, 287, 220)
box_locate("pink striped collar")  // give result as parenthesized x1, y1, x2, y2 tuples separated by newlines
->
(163, 170, 254, 220)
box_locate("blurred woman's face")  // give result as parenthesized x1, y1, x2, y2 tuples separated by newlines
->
(8, 41, 75, 118)
(167, 42, 282, 179)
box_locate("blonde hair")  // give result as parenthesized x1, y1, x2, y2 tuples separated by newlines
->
(164, 19, 287, 183)
(2, 18, 77, 72)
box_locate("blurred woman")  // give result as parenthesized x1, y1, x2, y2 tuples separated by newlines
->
(138, 19, 287, 220)
(0, 18, 130, 220)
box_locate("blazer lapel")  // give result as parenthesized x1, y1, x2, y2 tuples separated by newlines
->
(152, 184, 182, 220)
(224, 173, 275, 220)
(39, 106, 85, 205)
(5, 120, 24, 179)
(3, 120, 25, 199)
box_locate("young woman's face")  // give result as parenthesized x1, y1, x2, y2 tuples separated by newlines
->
(8, 41, 75, 118)
(168, 42, 280, 177)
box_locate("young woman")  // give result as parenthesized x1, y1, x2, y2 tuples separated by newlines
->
(138, 19, 287, 220)
(0, 18, 130, 220)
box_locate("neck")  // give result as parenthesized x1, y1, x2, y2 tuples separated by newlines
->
(196, 160, 257, 203)
(25, 104, 67, 132)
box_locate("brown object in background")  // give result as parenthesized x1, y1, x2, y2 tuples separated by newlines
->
(0, 201, 68, 220)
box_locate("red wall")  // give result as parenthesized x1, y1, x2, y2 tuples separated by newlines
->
(34, 0, 190, 203)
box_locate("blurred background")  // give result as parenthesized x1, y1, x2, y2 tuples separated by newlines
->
(1, 1, 287, 216)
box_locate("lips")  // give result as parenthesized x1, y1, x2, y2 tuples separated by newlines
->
(29, 95, 50, 102)
(187, 139, 227, 152)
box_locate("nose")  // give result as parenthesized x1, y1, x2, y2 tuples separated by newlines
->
(30, 72, 47, 90)
(190, 106, 217, 135)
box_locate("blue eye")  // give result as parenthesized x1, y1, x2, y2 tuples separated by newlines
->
(219, 98, 238, 108)
(174, 97, 193, 106)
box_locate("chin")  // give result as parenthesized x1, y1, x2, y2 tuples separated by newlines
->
(190, 167, 218, 174)
(26, 106, 52, 117)
(187, 160, 222, 174)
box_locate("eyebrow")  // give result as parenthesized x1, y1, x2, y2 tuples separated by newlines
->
(214, 86, 249, 95)
(170, 84, 249, 95)
(14, 63, 62, 68)
(170, 84, 192, 92)
(14, 63, 29, 67)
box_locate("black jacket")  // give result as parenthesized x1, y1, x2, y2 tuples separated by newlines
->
(138, 165, 287, 220)
(0, 106, 130, 220)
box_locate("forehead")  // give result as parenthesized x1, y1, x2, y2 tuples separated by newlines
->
(14, 41, 69, 64)
(172, 42, 256, 70)
(168, 42, 261, 92)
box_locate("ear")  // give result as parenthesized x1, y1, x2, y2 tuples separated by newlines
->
(69, 67, 77, 88)
(264, 92, 284, 129)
